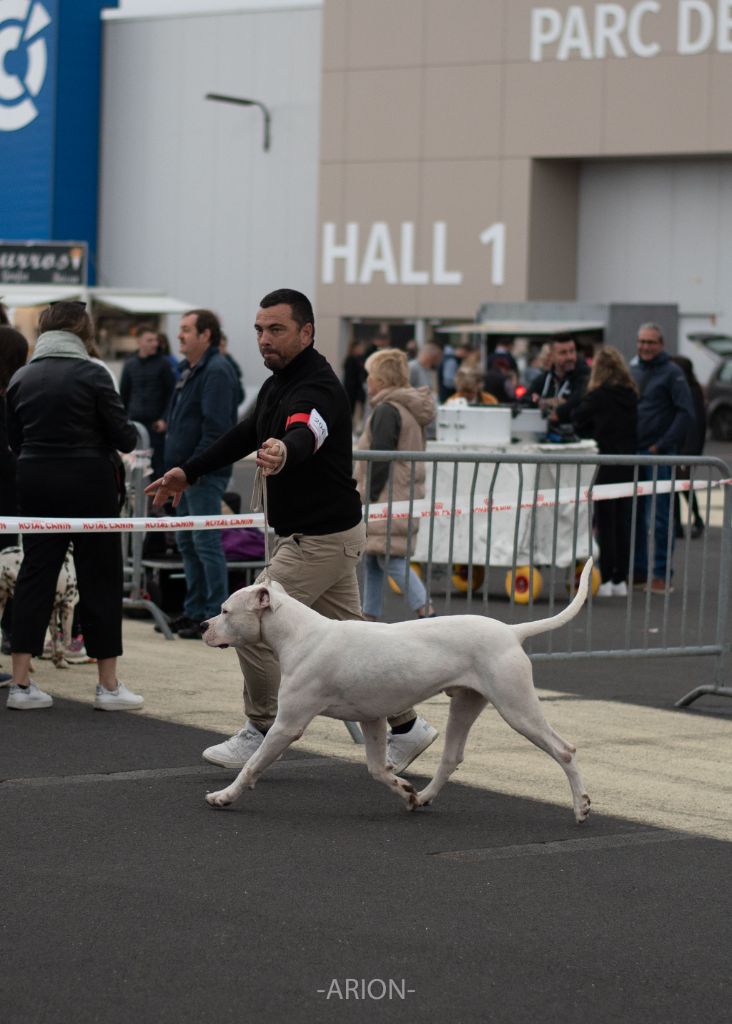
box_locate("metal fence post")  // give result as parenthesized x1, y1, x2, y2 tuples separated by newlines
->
(122, 423, 176, 639)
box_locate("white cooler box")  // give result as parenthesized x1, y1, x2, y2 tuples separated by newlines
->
(510, 407, 545, 440)
(436, 405, 513, 446)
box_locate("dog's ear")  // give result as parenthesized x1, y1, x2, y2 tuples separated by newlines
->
(255, 586, 272, 611)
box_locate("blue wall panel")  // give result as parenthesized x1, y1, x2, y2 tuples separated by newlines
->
(0, 0, 117, 281)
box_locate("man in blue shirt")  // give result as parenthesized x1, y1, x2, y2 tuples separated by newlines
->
(163, 309, 240, 638)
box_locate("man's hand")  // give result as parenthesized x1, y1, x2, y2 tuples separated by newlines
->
(144, 467, 188, 508)
(256, 437, 287, 476)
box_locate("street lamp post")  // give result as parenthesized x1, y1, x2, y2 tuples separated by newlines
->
(205, 93, 272, 152)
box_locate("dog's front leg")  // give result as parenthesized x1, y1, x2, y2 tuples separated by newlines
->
(205, 713, 310, 809)
(416, 688, 486, 807)
(45, 621, 64, 668)
(360, 719, 420, 811)
(58, 598, 77, 661)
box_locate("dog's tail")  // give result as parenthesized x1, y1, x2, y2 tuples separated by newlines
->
(511, 557, 593, 644)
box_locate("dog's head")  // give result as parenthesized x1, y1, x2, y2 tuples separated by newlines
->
(201, 581, 286, 650)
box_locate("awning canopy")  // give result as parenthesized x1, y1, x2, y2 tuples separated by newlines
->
(0, 286, 195, 315)
(91, 291, 195, 315)
(0, 285, 84, 307)
(436, 320, 606, 336)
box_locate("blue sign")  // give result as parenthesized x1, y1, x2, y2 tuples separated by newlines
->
(0, 0, 118, 282)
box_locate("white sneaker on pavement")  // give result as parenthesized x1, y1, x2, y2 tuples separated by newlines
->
(6, 681, 53, 710)
(611, 581, 628, 597)
(387, 716, 439, 774)
(202, 722, 272, 769)
(596, 581, 614, 598)
(94, 682, 144, 711)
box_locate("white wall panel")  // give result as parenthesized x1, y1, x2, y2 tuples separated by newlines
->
(577, 159, 732, 379)
(98, 8, 322, 392)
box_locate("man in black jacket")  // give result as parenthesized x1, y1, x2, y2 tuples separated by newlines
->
(146, 289, 437, 773)
(120, 324, 176, 478)
(527, 335, 590, 429)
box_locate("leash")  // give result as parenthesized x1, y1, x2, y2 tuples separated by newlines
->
(249, 439, 289, 582)
(249, 466, 272, 583)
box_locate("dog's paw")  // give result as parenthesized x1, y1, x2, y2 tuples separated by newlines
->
(206, 789, 234, 808)
(406, 790, 423, 812)
(392, 775, 420, 810)
(575, 794, 591, 824)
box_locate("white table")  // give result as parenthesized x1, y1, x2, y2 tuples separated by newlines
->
(411, 440, 598, 569)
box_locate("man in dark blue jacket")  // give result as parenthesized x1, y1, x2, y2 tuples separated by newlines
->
(119, 325, 175, 478)
(163, 309, 239, 637)
(630, 323, 694, 593)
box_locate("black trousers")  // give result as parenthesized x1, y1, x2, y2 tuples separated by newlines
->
(12, 458, 124, 659)
(595, 465, 633, 585)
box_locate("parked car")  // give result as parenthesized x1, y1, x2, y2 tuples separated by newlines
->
(706, 357, 732, 440)
(687, 332, 732, 358)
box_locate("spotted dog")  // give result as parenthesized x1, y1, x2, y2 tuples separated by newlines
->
(200, 561, 594, 823)
(0, 546, 80, 669)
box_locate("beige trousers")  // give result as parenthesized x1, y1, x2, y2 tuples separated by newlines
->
(237, 520, 416, 731)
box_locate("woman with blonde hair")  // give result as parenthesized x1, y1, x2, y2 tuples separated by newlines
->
(574, 346, 638, 597)
(355, 348, 436, 620)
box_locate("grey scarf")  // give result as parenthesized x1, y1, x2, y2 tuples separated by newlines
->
(30, 330, 91, 362)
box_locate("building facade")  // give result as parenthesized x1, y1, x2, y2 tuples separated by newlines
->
(317, 0, 732, 380)
(3, 1, 732, 387)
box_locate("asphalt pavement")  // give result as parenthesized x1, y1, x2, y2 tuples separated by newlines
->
(1, 443, 731, 1024)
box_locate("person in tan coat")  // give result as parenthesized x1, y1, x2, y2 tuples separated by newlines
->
(355, 348, 436, 622)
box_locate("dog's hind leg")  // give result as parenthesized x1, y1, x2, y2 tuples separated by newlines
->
(415, 688, 487, 808)
(360, 718, 421, 811)
(492, 667, 591, 824)
(206, 710, 312, 808)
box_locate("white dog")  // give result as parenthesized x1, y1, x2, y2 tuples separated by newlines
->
(201, 561, 594, 822)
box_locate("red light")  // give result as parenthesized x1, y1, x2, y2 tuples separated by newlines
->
(514, 385, 527, 398)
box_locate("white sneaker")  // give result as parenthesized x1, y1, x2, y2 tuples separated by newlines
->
(94, 682, 144, 711)
(596, 581, 614, 598)
(7, 681, 53, 710)
(611, 581, 628, 597)
(203, 722, 270, 768)
(387, 716, 439, 774)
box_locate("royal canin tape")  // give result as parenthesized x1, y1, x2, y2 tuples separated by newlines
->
(0, 478, 728, 534)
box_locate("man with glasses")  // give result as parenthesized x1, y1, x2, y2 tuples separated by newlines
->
(630, 323, 694, 594)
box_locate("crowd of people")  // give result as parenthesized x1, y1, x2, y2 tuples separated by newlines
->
(0, 295, 710, 774)
(342, 323, 704, 597)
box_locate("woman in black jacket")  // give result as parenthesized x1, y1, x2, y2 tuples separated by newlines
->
(574, 347, 639, 597)
(0, 326, 29, 668)
(0, 326, 28, 527)
(5, 302, 143, 711)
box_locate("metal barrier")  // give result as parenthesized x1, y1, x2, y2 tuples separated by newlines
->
(354, 449, 732, 709)
(121, 424, 176, 638)
(121, 425, 269, 640)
